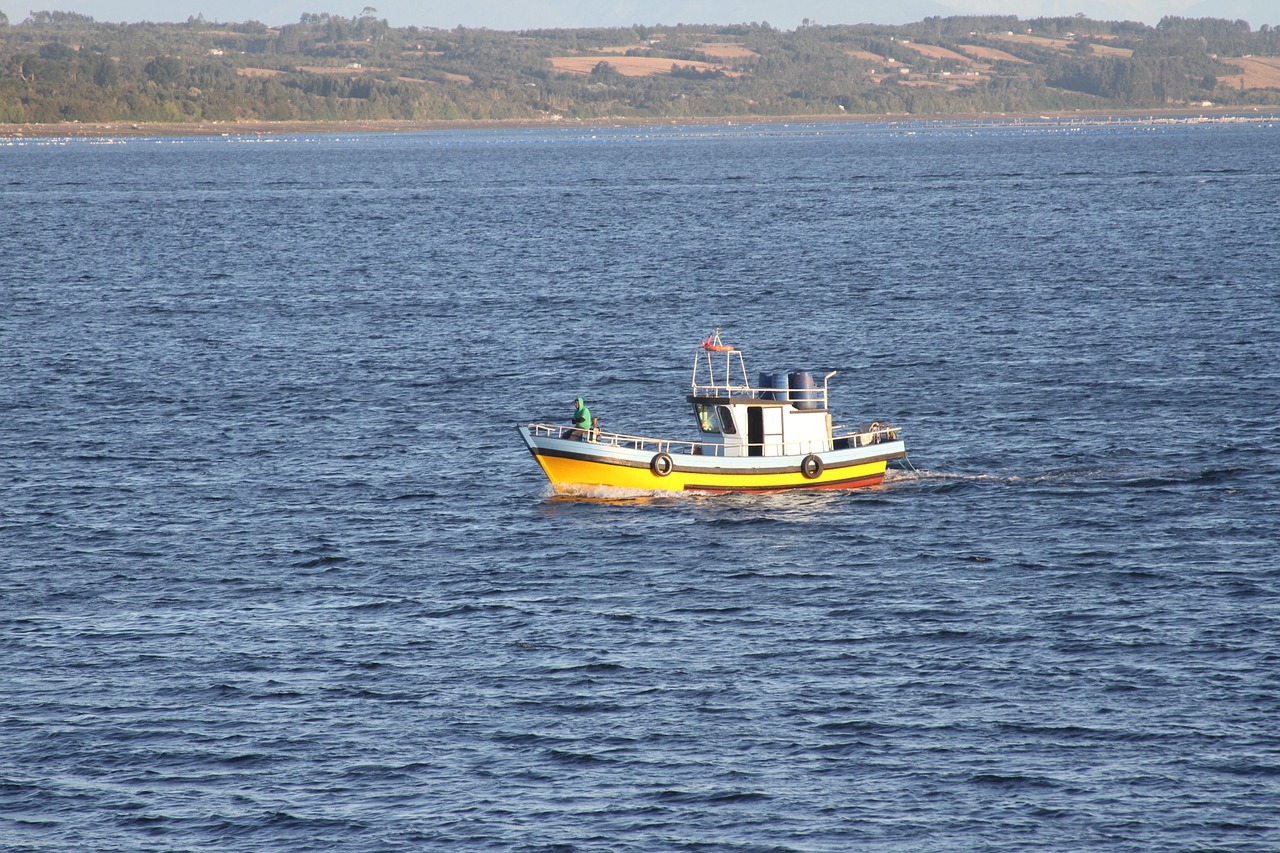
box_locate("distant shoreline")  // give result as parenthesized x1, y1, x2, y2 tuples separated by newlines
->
(4, 106, 1278, 140)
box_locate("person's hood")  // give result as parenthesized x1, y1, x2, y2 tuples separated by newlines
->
(575, 397, 584, 407)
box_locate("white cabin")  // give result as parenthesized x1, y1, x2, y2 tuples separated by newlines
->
(688, 342, 834, 458)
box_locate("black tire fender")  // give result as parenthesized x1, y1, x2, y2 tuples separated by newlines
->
(650, 452, 674, 477)
(801, 454, 823, 479)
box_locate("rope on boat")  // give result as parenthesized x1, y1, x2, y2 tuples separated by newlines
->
(891, 454, 920, 473)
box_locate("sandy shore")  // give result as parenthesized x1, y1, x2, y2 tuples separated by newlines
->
(3, 107, 1278, 139)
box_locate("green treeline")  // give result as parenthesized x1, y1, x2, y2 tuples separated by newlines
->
(2, 10, 1278, 124)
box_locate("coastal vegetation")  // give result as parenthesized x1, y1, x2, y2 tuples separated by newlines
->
(2, 10, 1279, 125)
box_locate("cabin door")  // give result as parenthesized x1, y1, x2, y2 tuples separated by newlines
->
(747, 406, 764, 457)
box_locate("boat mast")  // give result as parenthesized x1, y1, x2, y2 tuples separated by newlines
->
(693, 328, 749, 398)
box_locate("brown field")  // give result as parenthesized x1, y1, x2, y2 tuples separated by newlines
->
(1220, 55, 1280, 89)
(297, 65, 380, 75)
(956, 44, 1029, 64)
(237, 67, 285, 77)
(900, 42, 972, 63)
(1090, 43, 1134, 58)
(991, 33, 1073, 52)
(846, 50, 889, 63)
(549, 56, 727, 77)
(693, 42, 758, 60)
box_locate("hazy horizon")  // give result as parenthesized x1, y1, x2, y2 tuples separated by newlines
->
(6, 0, 1276, 30)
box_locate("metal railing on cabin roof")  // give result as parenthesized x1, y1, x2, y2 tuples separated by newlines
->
(692, 363, 837, 411)
(690, 335, 836, 408)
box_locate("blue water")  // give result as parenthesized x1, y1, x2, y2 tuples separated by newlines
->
(3, 119, 1279, 851)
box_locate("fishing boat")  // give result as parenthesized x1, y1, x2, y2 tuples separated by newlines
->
(517, 331, 908, 494)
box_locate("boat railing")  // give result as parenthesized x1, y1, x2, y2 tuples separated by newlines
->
(832, 422, 904, 448)
(527, 422, 710, 455)
(527, 421, 902, 455)
(691, 369, 835, 410)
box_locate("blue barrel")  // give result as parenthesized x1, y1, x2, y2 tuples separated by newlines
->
(788, 371, 819, 409)
(757, 371, 787, 400)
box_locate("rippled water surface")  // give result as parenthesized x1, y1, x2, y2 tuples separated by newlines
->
(3, 120, 1279, 851)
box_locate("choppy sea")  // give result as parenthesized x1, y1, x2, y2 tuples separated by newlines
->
(3, 118, 1279, 851)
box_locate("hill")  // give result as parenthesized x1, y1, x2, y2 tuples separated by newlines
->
(2, 11, 1279, 126)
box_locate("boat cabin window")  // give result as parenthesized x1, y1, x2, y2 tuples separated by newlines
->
(716, 406, 737, 435)
(695, 403, 738, 435)
(696, 404, 715, 433)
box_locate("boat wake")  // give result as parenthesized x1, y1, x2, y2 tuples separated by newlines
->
(883, 463, 1230, 492)
(543, 484, 683, 503)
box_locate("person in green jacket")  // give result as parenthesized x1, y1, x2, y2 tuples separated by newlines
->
(566, 396, 591, 440)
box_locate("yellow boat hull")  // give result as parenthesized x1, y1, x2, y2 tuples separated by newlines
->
(518, 426, 902, 494)
(535, 453, 887, 493)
